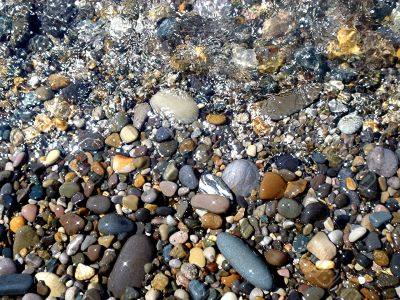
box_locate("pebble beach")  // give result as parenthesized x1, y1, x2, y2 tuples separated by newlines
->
(0, 0, 400, 299)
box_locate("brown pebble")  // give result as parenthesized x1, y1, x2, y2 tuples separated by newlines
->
(360, 288, 380, 300)
(265, 249, 289, 267)
(179, 139, 196, 154)
(36, 280, 50, 297)
(201, 213, 223, 230)
(259, 172, 287, 200)
(373, 250, 389, 266)
(305, 269, 336, 289)
(48, 73, 70, 90)
(59, 213, 85, 235)
(105, 133, 121, 148)
(284, 179, 307, 198)
(87, 244, 102, 262)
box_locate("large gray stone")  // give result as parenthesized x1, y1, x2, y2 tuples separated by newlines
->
(221, 159, 259, 197)
(108, 235, 154, 297)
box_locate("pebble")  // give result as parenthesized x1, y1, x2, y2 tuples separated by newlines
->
(98, 214, 136, 235)
(122, 195, 139, 211)
(35, 272, 66, 298)
(112, 155, 137, 173)
(120, 125, 139, 143)
(108, 235, 154, 297)
(390, 253, 400, 277)
(301, 202, 329, 224)
(198, 174, 233, 200)
(201, 213, 223, 229)
(303, 286, 325, 300)
(259, 172, 287, 200)
(277, 198, 302, 218)
(59, 213, 85, 235)
(307, 232, 337, 260)
(221, 159, 260, 197)
(42, 149, 60, 166)
(265, 249, 289, 267)
(189, 247, 206, 268)
(22, 293, 43, 300)
(0, 274, 33, 296)
(174, 289, 190, 300)
(216, 232, 273, 290)
(21, 204, 38, 222)
(366, 146, 399, 177)
(86, 195, 111, 214)
(151, 273, 169, 291)
(13, 225, 39, 256)
(159, 181, 178, 197)
(348, 226, 367, 242)
(66, 234, 84, 256)
(369, 212, 392, 228)
(169, 231, 188, 245)
(191, 194, 230, 214)
(59, 182, 80, 198)
(179, 165, 198, 189)
(75, 263, 95, 281)
(0, 258, 17, 276)
(78, 132, 104, 151)
(150, 89, 199, 124)
(337, 113, 363, 134)
(221, 292, 238, 300)
(188, 280, 208, 300)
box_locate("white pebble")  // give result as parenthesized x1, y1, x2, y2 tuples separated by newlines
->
(203, 247, 216, 262)
(221, 292, 238, 300)
(174, 289, 190, 300)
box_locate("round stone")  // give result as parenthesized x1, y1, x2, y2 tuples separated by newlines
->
(179, 165, 198, 189)
(21, 204, 38, 223)
(98, 214, 136, 235)
(0, 257, 17, 276)
(222, 159, 260, 197)
(259, 172, 287, 200)
(337, 114, 363, 134)
(277, 198, 302, 218)
(59, 182, 80, 198)
(264, 249, 289, 267)
(59, 213, 85, 236)
(86, 195, 111, 214)
(120, 125, 139, 143)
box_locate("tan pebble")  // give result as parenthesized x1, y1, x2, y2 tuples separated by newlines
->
(189, 247, 206, 268)
(201, 213, 223, 230)
(52, 118, 68, 131)
(105, 133, 121, 148)
(75, 263, 95, 281)
(34, 113, 53, 132)
(151, 273, 169, 291)
(122, 195, 139, 211)
(43, 149, 60, 166)
(98, 235, 114, 248)
(134, 174, 145, 188)
(315, 260, 335, 269)
(48, 73, 70, 90)
(159, 224, 169, 241)
(206, 114, 227, 125)
(120, 125, 139, 143)
(284, 179, 307, 198)
(112, 155, 136, 173)
(352, 156, 365, 166)
(246, 144, 257, 157)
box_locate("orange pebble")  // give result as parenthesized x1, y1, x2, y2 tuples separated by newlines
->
(221, 274, 241, 287)
(10, 216, 26, 233)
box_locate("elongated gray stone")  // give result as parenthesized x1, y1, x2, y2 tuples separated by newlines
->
(0, 274, 33, 296)
(191, 194, 230, 214)
(216, 232, 273, 290)
(251, 84, 321, 121)
(108, 235, 154, 297)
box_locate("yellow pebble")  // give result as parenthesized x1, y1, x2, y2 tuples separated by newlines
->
(134, 174, 145, 188)
(315, 260, 335, 270)
(10, 216, 26, 233)
(189, 247, 206, 268)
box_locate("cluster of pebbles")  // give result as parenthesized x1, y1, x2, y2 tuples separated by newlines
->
(0, 0, 400, 300)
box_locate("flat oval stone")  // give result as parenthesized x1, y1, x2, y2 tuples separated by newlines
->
(216, 232, 273, 290)
(108, 235, 154, 297)
(300, 202, 329, 224)
(191, 194, 230, 214)
(222, 159, 260, 197)
(98, 214, 136, 235)
(150, 89, 199, 125)
(59, 213, 85, 236)
(86, 195, 111, 214)
(337, 114, 363, 134)
(0, 274, 33, 296)
(179, 165, 198, 189)
(366, 146, 398, 177)
(59, 182, 80, 198)
(259, 172, 287, 200)
(277, 198, 302, 219)
(0, 258, 16, 276)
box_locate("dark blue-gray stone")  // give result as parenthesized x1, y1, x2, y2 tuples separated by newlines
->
(293, 234, 310, 253)
(370, 212, 392, 228)
(179, 165, 198, 190)
(275, 154, 301, 172)
(0, 274, 33, 295)
(216, 232, 273, 290)
(108, 235, 154, 297)
(155, 127, 174, 142)
(390, 253, 400, 277)
(300, 202, 329, 224)
(277, 198, 302, 219)
(365, 232, 381, 252)
(188, 280, 208, 300)
(221, 159, 259, 197)
(86, 195, 111, 214)
(98, 214, 136, 235)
